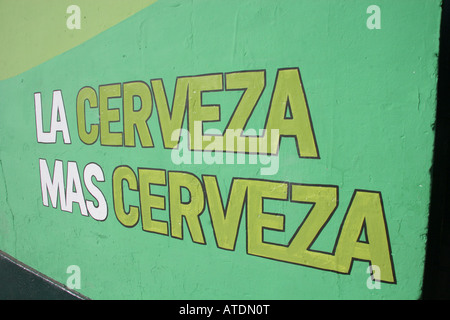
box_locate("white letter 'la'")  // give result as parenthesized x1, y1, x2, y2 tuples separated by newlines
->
(34, 91, 71, 144)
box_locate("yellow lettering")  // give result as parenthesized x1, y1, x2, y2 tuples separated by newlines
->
(203, 176, 247, 250)
(76, 86, 98, 145)
(187, 74, 223, 151)
(151, 77, 189, 149)
(223, 70, 266, 153)
(112, 166, 139, 227)
(246, 179, 288, 259)
(334, 191, 395, 283)
(123, 81, 154, 147)
(138, 168, 168, 235)
(168, 171, 206, 244)
(99, 83, 122, 146)
(265, 68, 319, 158)
(287, 184, 338, 270)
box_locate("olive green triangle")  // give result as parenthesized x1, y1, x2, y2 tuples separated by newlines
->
(0, 0, 158, 80)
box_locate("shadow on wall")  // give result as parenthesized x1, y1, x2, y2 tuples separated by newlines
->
(422, 0, 450, 300)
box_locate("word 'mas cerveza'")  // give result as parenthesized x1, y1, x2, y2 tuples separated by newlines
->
(38, 158, 396, 284)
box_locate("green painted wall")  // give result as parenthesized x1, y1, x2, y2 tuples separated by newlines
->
(0, 0, 441, 299)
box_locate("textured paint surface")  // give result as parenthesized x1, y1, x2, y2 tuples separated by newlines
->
(0, 0, 441, 299)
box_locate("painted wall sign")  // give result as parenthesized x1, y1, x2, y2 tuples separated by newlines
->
(0, 0, 442, 299)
